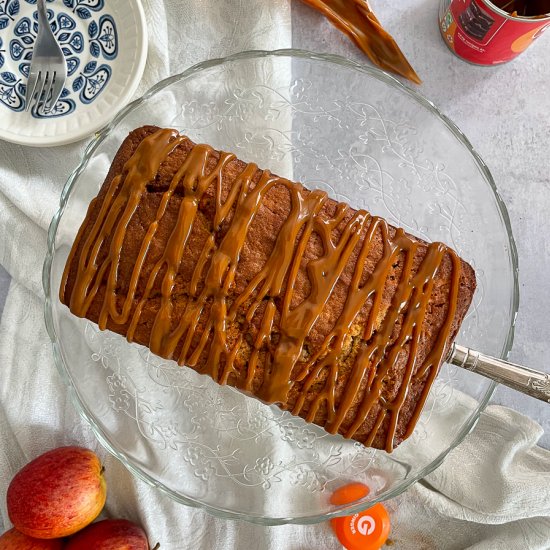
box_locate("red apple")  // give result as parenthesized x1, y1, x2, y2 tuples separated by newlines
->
(0, 528, 63, 549)
(65, 519, 152, 550)
(7, 447, 106, 539)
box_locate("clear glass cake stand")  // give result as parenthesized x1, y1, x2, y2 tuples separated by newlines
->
(43, 49, 519, 525)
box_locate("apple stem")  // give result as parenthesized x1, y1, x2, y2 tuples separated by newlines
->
(152, 544, 161, 550)
(100, 465, 105, 475)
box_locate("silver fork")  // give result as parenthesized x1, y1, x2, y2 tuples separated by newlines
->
(25, 0, 67, 114)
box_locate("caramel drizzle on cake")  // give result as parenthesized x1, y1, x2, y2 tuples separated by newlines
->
(61, 128, 461, 452)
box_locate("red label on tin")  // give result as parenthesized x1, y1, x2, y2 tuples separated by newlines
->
(440, 0, 550, 65)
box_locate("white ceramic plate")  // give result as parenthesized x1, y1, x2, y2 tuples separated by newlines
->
(0, 0, 147, 146)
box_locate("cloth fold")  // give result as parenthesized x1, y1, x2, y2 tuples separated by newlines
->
(386, 405, 550, 548)
(0, 1, 549, 549)
(421, 406, 550, 524)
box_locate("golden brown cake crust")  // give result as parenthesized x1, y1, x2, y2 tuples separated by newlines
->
(60, 125, 476, 451)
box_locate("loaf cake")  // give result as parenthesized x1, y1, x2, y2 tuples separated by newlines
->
(60, 125, 476, 452)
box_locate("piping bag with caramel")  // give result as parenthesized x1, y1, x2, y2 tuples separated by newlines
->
(300, 0, 421, 84)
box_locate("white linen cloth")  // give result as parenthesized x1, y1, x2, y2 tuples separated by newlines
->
(0, 1, 549, 549)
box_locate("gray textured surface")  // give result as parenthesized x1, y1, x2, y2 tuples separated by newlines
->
(0, 0, 548, 450)
(291, 0, 550, 448)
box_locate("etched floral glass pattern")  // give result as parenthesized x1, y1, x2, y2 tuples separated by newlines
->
(44, 51, 518, 524)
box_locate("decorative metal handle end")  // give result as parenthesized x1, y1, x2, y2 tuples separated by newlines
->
(448, 343, 550, 404)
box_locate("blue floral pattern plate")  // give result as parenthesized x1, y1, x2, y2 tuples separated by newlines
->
(0, 0, 147, 146)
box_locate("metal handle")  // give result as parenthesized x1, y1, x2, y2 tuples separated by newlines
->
(448, 343, 550, 403)
(35, 0, 61, 54)
(37, 0, 47, 23)
(36, 0, 52, 44)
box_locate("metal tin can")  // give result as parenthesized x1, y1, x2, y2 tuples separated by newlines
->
(439, 0, 550, 65)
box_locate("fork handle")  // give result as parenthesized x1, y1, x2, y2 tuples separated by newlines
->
(37, 0, 48, 29)
(448, 343, 550, 403)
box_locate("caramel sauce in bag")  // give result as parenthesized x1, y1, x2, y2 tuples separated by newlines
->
(300, 0, 421, 84)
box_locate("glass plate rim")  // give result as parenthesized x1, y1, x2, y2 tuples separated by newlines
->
(42, 48, 519, 525)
